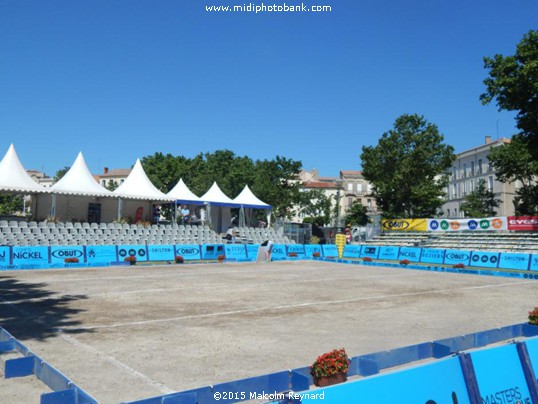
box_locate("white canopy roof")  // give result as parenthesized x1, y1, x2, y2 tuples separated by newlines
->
(167, 178, 204, 205)
(200, 182, 237, 207)
(0, 144, 50, 194)
(113, 159, 173, 201)
(51, 152, 114, 197)
(232, 185, 271, 209)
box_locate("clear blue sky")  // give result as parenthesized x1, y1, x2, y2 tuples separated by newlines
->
(1, 1, 536, 180)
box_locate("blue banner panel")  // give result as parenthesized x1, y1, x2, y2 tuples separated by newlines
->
(286, 244, 306, 258)
(470, 251, 500, 269)
(378, 246, 400, 261)
(498, 253, 531, 271)
(224, 245, 247, 260)
(301, 356, 470, 404)
(86, 245, 117, 264)
(530, 255, 538, 272)
(525, 337, 538, 377)
(12, 246, 49, 267)
(246, 244, 260, 261)
(419, 248, 445, 265)
(471, 344, 532, 404)
(398, 247, 421, 263)
(200, 244, 224, 260)
(343, 245, 362, 258)
(117, 245, 148, 262)
(147, 245, 175, 261)
(0, 246, 11, 268)
(443, 249, 472, 266)
(50, 246, 85, 265)
(176, 244, 202, 261)
(271, 244, 287, 260)
(322, 244, 339, 258)
(305, 244, 323, 258)
(360, 245, 379, 259)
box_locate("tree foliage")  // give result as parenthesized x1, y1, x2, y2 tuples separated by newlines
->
(344, 201, 369, 226)
(54, 166, 70, 182)
(361, 114, 456, 218)
(481, 29, 538, 159)
(296, 189, 332, 225)
(0, 194, 24, 215)
(459, 179, 500, 218)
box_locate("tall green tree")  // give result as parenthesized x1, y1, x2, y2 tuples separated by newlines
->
(53, 166, 70, 182)
(459, 179, 501, 218)
(361, 114, 456, 218)
(296, 189, 332, 225)
(344, 201, 369, 226)
(481, 29, 538, 159)
(0, 194, 24, 215)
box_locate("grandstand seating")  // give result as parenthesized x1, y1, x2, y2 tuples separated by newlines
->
(0, 220, 291, 247)
(366, 231, 538, 253)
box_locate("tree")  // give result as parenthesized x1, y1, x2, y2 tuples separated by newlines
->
(104, 180, 119, 192)
(0, 194, 24, 215)
(459, 179, 500, 218)
(481, 30, 538, 159)
(344, 201, 369, 226)
(361, 114, 456, 218)
(296, 189, 332, 225)
(488, 134, 538, 215)
(54, 166, 70, 182)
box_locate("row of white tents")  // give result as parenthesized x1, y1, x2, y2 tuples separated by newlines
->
(0, 144, 271, 232)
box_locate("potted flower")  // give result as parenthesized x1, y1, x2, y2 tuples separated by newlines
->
(124, 256, 137, 266)
(452, 263, 465, 269)
(175, 255, 184, 264)
(288, 252, 298, 257)
(217, 254, 225, 263)
(363, 257, 373, 262)
(313, 252, 321, 258)
(64, 258, 79, 264)
(529, 307, 538, 325)
(399, 259, 410, 266)
(310, 348, 350, 387)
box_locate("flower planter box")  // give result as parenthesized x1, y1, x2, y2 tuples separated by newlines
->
(313, 372, 347, 387)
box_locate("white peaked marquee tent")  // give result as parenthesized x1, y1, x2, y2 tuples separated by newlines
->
(232, 185, 272, 227)
(200, 182, 238, 233)
(0, 144, 50, 194)
(167, 178, 205, 224)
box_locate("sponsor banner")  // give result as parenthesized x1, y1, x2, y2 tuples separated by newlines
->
(507, 216, 538, 231)
(286, 244, 306, 258)
(443, 249, 471, 266)
(525, 338, 538, 378)
(398, 247, 421, 263)
(246, 244, 260, 261)
(305, 244, 323, 258)
(381, 219, 427, 232)
(147, 245, 175, 261)
(224, 244, 247, 260)
(118, 245, 148, 262)
(378, 246, 400, 261)
(176, 244, 202, 260)
(419, 248, 445, 265)
(470, 344, 532, 404)
(530, 255, 538, 272)
(271, 244, 287, 260)
(301, 356, 470, 404)
(50, 246, 85, 265)
(0, 246, 11, 267)
(12, 246, 49, 267)
(469, 251, 500, 269)
(86, 245, 117, 264)
(201, 244, 224, 260)
(498, 253, 530, 271)
(321, 244, 339, 258)
(428, 217, 507, 232)
(360, 245, 379, 259)
(343, 245, 362, 258)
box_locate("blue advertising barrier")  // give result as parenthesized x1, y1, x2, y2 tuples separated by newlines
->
(201, 244, 224, 260)
(378, 246, 400, 261)
(443, 249, 472, 266)
(525, 337, 538, 378)
(419, 248, 445, 265)
(398, 247, 421, 263)
(286, 244, 306, 258)
(271, 244, 287, 260)
(11, 246, 49, 268)
(499, 252, 531, 271)
(176, 244, 202, 261)
(343, 245, 361, 258)
(224, 245, 247, 260)
(304, 244, 323, 258)
(0, 246, 11, 268)
(117, 245, 148, 262)
(360, 245, 379, 259)
(471, 343, 533, 404)
(147, 245, 175, 261)
(470, 251, 500, 269)
(86, 245, 118, 265)
(246, 244, 260, 261)
(530, 255, 538, 272)
(50, 246, 85, 266)
(321, 244, 339, 258)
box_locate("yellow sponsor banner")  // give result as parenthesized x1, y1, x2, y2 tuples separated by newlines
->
(335, 234, 346, 258)
(381, 219, 427, 232)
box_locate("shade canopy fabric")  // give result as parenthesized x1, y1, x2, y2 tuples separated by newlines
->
(200, 182, 238, 207)
(51, 152, 114, 197)
(167, 178, 204, 205)
(0, 144, 51, 194)
(232, 185, 271, 209)
(113, 159, 173, 201)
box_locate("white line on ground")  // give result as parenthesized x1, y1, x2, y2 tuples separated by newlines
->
(60, 280, 534, 332)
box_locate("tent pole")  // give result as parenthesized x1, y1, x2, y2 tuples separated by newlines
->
(50, 194, 56, 220)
